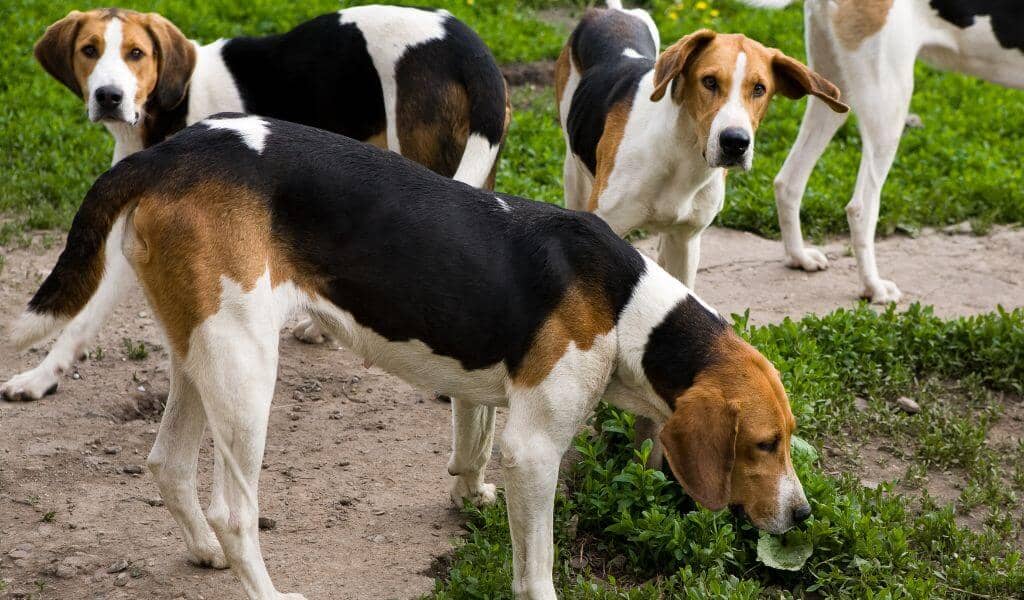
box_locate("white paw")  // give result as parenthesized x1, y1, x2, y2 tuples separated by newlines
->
(292, 318, 325, 345)
(186, 543, 229, 570)
(450, 478, 497, 507)
(784, 247, 829, 272)
(862, 279, 902, 304)
(1, 367, 60, 402)
(277, 594, 309, 600)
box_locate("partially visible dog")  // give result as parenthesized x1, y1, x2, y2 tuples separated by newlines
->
(2, 5, 509, 402)
(556, 0, 848, 289)
(740, 0, 1024, 303)
(10, 115, 810, 600)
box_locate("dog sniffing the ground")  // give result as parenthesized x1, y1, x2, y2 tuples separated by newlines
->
(10, 115, 809, 600)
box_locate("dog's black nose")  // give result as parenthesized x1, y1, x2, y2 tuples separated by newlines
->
(792, 503, 811, 524)
(719, 127, 751, 157)
(95, 86, 123, 110)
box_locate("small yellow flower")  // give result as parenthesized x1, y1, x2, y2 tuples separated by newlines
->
(466, 0, 474, 5)
(668, 10, 679, 20)
(710, 9, 720, 17)
(695, 1, 708, 10)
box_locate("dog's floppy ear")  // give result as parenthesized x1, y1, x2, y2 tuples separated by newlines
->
(650, 29, 716, 102)
(659, 378, 737, 510)
(35, 11, 86, 98)
(771, 51, 849, 113)
(144, 13, 196, 110)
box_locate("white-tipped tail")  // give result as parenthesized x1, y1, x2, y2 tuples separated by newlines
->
(736, 0, 796, 8)
(10, 311, 65, 351)
(606, 0, 624, 9)
(452, 133, 501, 189)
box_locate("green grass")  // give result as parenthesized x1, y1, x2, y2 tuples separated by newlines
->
(431, 304, 1024, 599)
(0, 0, 568, 231)
(3, 0, 1021, 238)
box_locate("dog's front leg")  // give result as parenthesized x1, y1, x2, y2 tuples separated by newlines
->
(501, 349, 611, 598)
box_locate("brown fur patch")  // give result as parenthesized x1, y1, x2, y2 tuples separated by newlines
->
(364, 130, 388, 149)
(587, 99, 633, 212)
(128, 180, 323, 356)
(833, 0, 894, 50)
(396, 80, 471, 179)
(660, 331, 795, 520)
(554, 41, 573, 120)
(512, 282, 615, 387)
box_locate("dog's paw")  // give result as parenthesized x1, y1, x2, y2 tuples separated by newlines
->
(1, 367, 59, 402)
(450, 479, 497, 507)
(186, 544, 229, 570)
(862, 279, 902, 304)
(784, 247, 829, 272)
(292, 319, 325, 345)
(277, 593, 309, 600)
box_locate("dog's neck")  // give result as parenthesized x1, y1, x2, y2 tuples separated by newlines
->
(606, 255, 719, 423)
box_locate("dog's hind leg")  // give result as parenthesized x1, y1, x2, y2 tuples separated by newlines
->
(774, 3, 849, 273)
(841, 30, 917, 304)
(185, 278, 306, 600)
(147, 358, 227, 569)
(448, 398, 497, 507)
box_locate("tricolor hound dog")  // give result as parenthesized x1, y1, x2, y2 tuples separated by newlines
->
(742, 0, 1024, 303)
(3, 6, 509, 401)
(556, 1, 848, 290)
(10, 115, 810, 600)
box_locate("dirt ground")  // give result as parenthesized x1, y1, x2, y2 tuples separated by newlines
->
(1, 225, 1022, 599)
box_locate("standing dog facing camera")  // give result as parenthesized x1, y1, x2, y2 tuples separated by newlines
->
(11, 114, 810, 600)
(739, 0, 1024, 303)
(556, 0, 848, 289)
(3, 5, 509, 402)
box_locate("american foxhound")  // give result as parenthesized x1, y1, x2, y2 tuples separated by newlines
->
(743, 0, 1024, 303)
(556, 1, 848, 290)
(3, 6, 509, 401)
(10, 115, 810, 600)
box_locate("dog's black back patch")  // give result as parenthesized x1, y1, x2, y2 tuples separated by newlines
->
(222, 14, 387, 142)
(930, 0, 1024, 52)
(128, 115, 646, 375)
(566, 9, 658, 174)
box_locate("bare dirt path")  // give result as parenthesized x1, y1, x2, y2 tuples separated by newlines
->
(1, 225, 1021, 599)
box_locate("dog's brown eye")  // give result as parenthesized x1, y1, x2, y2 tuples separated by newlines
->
(701, 76, 718, 92)
(757, 438, 779, 452)
(128, 48, 144, 60)
(753, 83, 766, 98)
(82, 45, 98, 58)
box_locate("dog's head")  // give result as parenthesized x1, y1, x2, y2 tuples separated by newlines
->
(34, 9, 196, 126)
(650, 30, 848, 170)
(658, 333, 809, 534)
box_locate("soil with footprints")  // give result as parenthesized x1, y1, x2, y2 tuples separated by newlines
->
(1, 224, 1022, 599)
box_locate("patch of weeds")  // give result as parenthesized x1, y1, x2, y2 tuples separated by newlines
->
(0, 254, 5, 276)
(41, 510, 55, 523)
(89, 346, 104, 360)
(122, 338, 148, 361)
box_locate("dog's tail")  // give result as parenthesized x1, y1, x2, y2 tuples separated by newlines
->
(10, 165, 141, 350)
(450, 20, 511, 190)
(606, 0, 624, 9)
(735, 0, 797, 8)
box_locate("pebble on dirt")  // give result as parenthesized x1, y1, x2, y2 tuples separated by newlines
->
(122, 464, 144, 474)
(258, 517, 276, 531)
(896, 396, 921, 414)
(107, 559, 128, 573)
